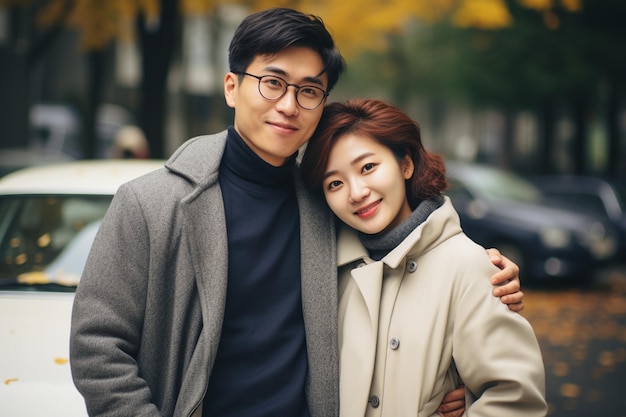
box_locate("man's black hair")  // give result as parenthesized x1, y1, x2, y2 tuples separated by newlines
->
(228, 8, 346, 92)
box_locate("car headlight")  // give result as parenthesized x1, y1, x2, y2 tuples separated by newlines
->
(586, 221, 606, 240)
(577, 221, 618, 260)
(539, 226, 572, 248)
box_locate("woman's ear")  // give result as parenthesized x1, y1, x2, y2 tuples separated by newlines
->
(402, 153, 414, 180)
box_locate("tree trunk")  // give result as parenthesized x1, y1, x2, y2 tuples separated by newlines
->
(138, 0, 179, 159)
(0, 2, 72, 150)
(26, 0, 73, 70)
(84, 50, 106, 159)
(0, 50, 28, 149)
(500, 110, 514, 169)
(537, 101, 556, 174)
(606, 77, 623, 178)
(571, 97, 587, 175)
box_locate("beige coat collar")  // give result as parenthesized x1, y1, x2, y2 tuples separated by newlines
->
(337, 196, 460, 269)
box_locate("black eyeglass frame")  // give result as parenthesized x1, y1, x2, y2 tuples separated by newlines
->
(237, 72, 329, 110)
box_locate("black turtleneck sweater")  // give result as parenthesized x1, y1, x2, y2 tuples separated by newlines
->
(203, 128, 309, 417)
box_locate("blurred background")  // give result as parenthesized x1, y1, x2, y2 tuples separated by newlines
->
(1, 0, 625, 175)
(0, 0, 624, 416)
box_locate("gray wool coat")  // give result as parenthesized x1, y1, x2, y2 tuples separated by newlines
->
(70, 131, 339, 417)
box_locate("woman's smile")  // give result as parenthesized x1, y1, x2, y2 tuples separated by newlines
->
(354, 199, 382, 218)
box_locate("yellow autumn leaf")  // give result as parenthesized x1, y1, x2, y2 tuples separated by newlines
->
(518, 0, 553, 11)
(453, 0, 513, 29)
(560, 0, 581, 12)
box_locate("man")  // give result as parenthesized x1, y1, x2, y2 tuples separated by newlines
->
(70, 8, 523, 417)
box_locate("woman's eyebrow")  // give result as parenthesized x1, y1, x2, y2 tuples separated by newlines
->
(322, 152, 375, 181)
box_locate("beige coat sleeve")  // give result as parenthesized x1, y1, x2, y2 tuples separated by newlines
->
(451, 249, 547, 416)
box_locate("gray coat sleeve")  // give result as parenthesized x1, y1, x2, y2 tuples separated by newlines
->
(70, 132, 228, 417)
(70, 182, 160, 417)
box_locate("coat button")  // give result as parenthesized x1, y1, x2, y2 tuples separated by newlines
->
(390, 337, 400, 350)
(368, 395, 380, 408)
(407, 260, 417, 273)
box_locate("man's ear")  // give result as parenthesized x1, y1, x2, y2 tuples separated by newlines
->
(402, 153, 414, 179)
(224, 72, 237, 109)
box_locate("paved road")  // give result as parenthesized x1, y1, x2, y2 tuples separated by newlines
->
(522, 263, 626, 417)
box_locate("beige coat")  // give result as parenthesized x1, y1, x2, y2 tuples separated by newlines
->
(337, 197, 547, 417)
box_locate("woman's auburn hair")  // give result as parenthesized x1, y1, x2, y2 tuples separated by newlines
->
(300, 98, 448, 209)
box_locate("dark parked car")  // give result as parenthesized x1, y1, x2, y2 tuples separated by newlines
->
(445, 162, 618, 282)
(531, 175, 626, 262)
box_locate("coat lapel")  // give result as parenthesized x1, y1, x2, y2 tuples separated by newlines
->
(295, 173, 340, 417)
(167, 132, 231, 367)
(182, 185, 229, 363)
(337, 227, 385, 416)
(351, 262, 384, 335)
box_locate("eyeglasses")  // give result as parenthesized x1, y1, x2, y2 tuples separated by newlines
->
(238, 72, 329, 110)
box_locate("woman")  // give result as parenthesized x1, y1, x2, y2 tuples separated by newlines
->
(301, 98, 547, 417)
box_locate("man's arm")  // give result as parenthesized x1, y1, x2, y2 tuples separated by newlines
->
(487, 248, 524, 312)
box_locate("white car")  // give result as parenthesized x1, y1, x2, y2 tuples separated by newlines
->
(0, 159, 164, 417)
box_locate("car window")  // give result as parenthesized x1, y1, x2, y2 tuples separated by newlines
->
(0, 195, 112, 290)
(613, 184, 626, 211)
(445, 179, 473, 201)
(547, 192, 607, 216)
(458, 168, 542, 203)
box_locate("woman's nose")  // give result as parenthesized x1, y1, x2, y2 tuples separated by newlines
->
(348, 180, 370, 203)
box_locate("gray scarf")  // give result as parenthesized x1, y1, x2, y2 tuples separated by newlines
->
(359, 197, 443, 261)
